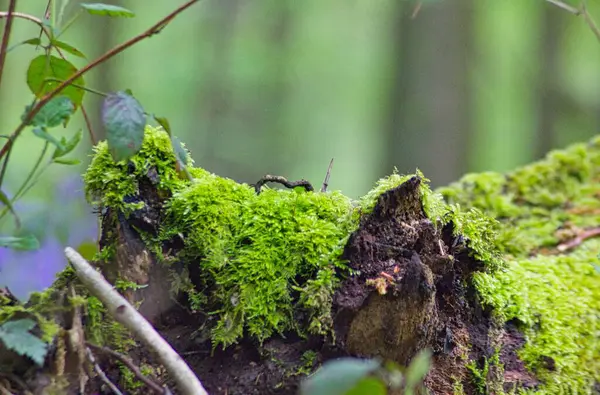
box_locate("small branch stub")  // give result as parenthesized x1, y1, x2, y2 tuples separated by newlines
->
(254, 174, 314, 194)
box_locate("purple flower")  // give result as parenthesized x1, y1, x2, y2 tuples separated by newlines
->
(0, 237, 66, 301)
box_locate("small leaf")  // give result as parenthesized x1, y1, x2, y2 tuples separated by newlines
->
(24, 96, 74, 128)
(346, 377, 387, 395)
(32, 128, 65, 151)
(51, 40, 86, 58)
(53, 158, 81, 165)
(171, 136, 188, 167)
(81, 3, 135, 18)
(300, 358, 380, 395)
(0, 319, 49, 365)
(404, 349, 432, 389)
(102, 91, 146, 162)
(154, 115, 172, 136)
(26, 55, 85, 107)
(53, 129, 82, 159)
(0, 190, 20, 228)
(0, 235, 39, 251)
(7, 37, 42, 52)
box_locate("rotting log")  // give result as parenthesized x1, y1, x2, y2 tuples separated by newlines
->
(0, 127, 598, 395)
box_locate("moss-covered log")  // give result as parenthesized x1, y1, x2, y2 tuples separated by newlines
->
(1, 127, 598, 394)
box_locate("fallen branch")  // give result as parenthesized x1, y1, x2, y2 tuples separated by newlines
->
(85, 347, 124, 395)
(64, 247, 208, 395)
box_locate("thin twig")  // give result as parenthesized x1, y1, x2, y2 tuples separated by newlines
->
(0, 381, 13, 395)
(65, 247, 207, 395)
(411, 2, 422, 19)
(0, 11, 50, 37)
(0, 0, 201, 161)
(85, 347, 124, 395)
(320, 158, 334, 192)
(254, 174, 314, 195)
(86, 343, 163, 395)
(545, 0, 600, 43)
(0, 0, 18, 92)
(557, 226, 600, 251)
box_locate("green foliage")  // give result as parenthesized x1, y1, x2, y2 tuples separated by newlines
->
(80, 3, 136, 18)
(0, 234, 39, 250)
(300, 350, 432, 395)
(26, 55, 85, 107)
(102, 91, 147, 162)
(0, 319, 48, 366)
(300, 358, 381, 395)
(25, 96, 74, 129)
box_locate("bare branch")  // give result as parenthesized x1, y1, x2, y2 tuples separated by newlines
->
(320, 158, 334, 192)
(85, 347, 124, 395)
(0, 0, 18, 92)
(64, 247, 208, 395)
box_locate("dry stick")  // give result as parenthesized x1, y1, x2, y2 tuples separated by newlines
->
(0, 0, 201, 161)
(64, 247, 208, 395)
(557, 227, 600, 252)
(85, 347, 124, 395)
(320, 158, 334, 193)
(86, 342, 166, 395)
(0, 0, 17, 92)
(545, 0, 600, 43)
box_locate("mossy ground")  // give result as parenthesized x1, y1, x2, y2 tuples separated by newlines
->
(439, 138, 600, 394)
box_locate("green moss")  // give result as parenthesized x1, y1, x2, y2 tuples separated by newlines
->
(83, 125, 193, 211)
(162, 175, 356, 347)
(440, 137, 600, 393)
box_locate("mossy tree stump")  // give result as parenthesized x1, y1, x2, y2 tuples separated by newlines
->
(1, 127, 598, 395)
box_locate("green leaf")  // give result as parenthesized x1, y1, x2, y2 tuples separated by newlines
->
(53, 158, 81, 165)
(0, 190, 20, 227)
(404, 349, 432, 389)
(102, 91, 146, 162)
(81, 3, 135, 18)
(51, 39, 86, 58)
(0, 235, 39, 250)
(31, 128, 66, 152)
(7, 37, 42, 52)
(154, 115, 172, 136)
(171, 136, 188, 167)
(52, 129, 82, 159)
(300, 358, 381, 395)
(26, 55, 86, 107)
(0, 319, 49, 366)
(346, 377, 387, 395)
(23, 96, 74, 128)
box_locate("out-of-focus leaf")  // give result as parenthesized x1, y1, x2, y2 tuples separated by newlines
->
(23, 96, 74, 128)
(0, 235, 39, 251)
(102, 91, 146, 162)
(404, 349, 432, 389)
(51, 39, 86, 58)
(300, 358, 380, 395)
(53, 158, 81, 165)
(53, 129, 82, 159)
(26, 55, 85, 107)
(345, 377, 387, 395)
(171, 136, 188, 167)
(0, 190, 20, 227)
(80, 3, 135, 18)
(154, 115, 172, 136)
(32, 128, 65, 151)
(0, 319, 49, 366)
(76, 240, 98, 261)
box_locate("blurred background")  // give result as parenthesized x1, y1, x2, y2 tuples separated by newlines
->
(1, 0, 600, 296)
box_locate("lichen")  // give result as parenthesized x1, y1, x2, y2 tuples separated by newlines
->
(440, 137, 600, 394)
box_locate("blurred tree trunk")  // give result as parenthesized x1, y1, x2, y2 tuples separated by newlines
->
(384, 1, 472, 187)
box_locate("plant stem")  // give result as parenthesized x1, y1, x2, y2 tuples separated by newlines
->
(0, 0, 18, 92)
(0, 0, 201, 162)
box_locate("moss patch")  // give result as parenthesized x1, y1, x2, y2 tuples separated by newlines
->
(439, 137, 600, 394)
